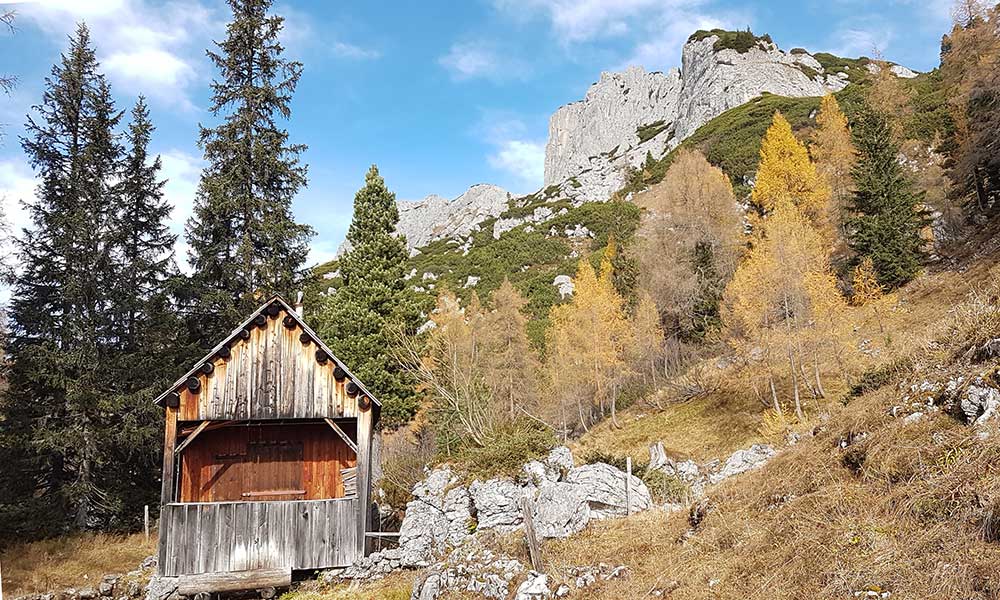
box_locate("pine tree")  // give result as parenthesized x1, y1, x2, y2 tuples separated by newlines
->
(3, 24, 124, 532)
(848, 105, 929, 289)
(810, 94, 856, 241)
(185, 0, 313, 344)
(316, 166, 420, 427)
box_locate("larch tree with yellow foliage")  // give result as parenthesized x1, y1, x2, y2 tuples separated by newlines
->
(725, 115, 851, 420)
(851, 256, 897, 334)
(481, 278, 537, 417)
(544, 254, 633, 432)
(752, 112, 832, 238)
(810, 94, 856, 245)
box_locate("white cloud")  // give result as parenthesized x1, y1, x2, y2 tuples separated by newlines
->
(829, 27, 893, 58)
(494, 0, 667, 43)
(306, 239, 340, 268)
(488, 140, 545, 189)
(493, 0, 745, 73)
(439, 40, 530, 81)
(277, 2, 380, 62)
(6, 0, 217, 110)
(160, 149, 202, 271)
(331, 41, 380, 60)
(0, 157, 35, 240)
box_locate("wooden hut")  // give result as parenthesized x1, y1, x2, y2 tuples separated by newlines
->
(153, 296, 379, 592)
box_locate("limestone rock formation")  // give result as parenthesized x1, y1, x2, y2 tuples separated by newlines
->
(338, 183, 512, 256)
(543, 33, 914, 202)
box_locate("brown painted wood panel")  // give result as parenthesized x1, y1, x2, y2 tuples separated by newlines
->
(178, 423, 356, 503)
(176, 313, 363, 422)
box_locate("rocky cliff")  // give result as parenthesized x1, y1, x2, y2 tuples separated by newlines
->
(543, 32, 883, 201)
(339, 183, 512, 254)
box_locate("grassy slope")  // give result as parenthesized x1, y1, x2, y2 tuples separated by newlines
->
(325, 220, 1000, 599)
(2, 532, 158, 596)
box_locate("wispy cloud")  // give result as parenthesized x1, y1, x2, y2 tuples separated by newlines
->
(439, 40, 530, 81)
(2, 0, 217, 111)
(277, 2, 381, 62)
(492, 0, 746, 72)
(828, 27, 894, 58)
(477, 113, 545, 191)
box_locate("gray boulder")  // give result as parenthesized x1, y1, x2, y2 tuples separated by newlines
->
(470, 478, 532, 532)
(565, 462, 652, 518)
(709, 444, 776, 484)
(143, 577, 178, 600)
(514, 573, 552, 599)
(532, 482, 590, 538)
(961, 384, 1000, 426)
(398, 468, 473, 567)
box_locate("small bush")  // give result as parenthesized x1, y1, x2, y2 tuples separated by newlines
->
(848, 356, 915, 397)
(379, 426, 436, 516)
(449, 420, 555, 479)
(637, 120, 668, 143)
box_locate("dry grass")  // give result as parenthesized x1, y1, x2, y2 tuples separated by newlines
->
(571, 386, 767, 464)
(281, 572, 415, 600)
(542, 383, 1000, 599)
(1, 531, 158, 596)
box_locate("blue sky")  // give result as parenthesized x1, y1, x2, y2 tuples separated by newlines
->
(0, 0, 952, 266)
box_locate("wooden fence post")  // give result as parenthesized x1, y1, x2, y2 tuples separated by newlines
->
(625, 457, 632, 517)
(144, 505, 150, 542)
(520, 496, 543, 572)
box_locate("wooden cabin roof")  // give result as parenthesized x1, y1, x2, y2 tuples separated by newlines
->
(153, 295, 381, 413)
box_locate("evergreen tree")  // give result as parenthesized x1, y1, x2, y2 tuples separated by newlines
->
(847, 105, 929, 289)
(105, 97, 179, 525)
(2, 24, 124, 532)
(185, 0, 313, 344)
(316, 166, 420, 427)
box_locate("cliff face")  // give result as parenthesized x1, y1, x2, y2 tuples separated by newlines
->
(543, 34, 861, 201)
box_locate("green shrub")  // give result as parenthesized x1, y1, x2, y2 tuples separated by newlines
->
(848, 356, 915, 398)
(637, 120, 669, 143)
(449, 420, 556, 479)
(688, 28, 773, 53)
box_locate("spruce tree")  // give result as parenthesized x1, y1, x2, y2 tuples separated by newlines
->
(185, 0, 313, 344)
(316, 166, 420, 427)
(3, 24, 124, 532)
(105, 97, 179, 525)
(847, 105, 929, 289)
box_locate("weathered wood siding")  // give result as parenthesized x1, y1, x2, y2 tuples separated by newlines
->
(178, 314, 359, 421)
(179, 423, 357, 503)
(158, 499, 361, 576)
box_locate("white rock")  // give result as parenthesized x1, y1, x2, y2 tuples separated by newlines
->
(552, 275, 575, 299)
(962, 384, 1000, 426)
(902, 412, 924, 425)
(464, 276, 480, 288)
(709, 444, 775, 484)
(469, 479, 532, 532)
(532, 482, 590, 538)
(565, 463, 653, 518)
(514, 573, 551, 600)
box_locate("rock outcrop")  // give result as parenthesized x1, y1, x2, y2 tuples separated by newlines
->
(338, 184, 512, 256)
(543, 33, 913, 202)
(343, 447, 651, 581)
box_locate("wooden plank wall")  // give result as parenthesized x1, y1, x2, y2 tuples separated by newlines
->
(178, 314, 358, 422)
(158, 499, 361, 576)
(179, 423, 357, 503)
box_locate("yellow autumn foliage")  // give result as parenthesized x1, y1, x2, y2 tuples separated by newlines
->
(752, 112, 832, 236)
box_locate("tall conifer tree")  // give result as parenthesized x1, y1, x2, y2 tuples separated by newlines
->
(316, 166, 420, 427)
(847, 105, 929, 288)
(2, 24, 124, 531)
(185, 0, 313, 344)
